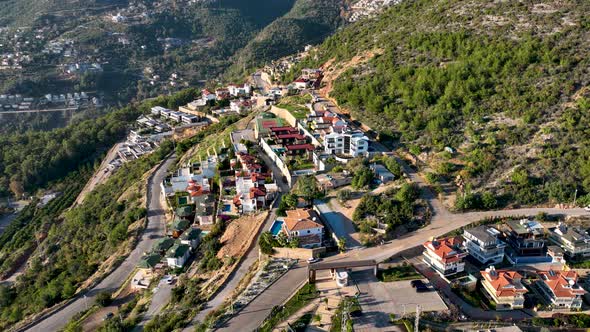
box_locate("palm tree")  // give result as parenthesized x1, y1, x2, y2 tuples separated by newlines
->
(337, 237, 346, 253)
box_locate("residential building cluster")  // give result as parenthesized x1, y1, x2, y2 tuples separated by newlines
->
(422, 219, 589, 311)
(0, 91, 99, 111)
(231, 151, 278, 214)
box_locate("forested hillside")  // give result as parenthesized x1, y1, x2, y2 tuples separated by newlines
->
(291, 0, 590, 208)
(0, 88, 199, 197)
(225, 0, 344, 78)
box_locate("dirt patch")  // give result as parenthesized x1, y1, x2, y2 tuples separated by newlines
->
(320, 49, 383, 104)
(217, 211, 269, 259)
(75, 142, 122, 206)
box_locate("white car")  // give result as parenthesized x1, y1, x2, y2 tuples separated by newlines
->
(585, 205, 590, 212)
(307, 257, 321, 264)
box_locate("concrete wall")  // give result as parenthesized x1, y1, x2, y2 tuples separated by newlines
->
(270, 106, 298, 127)
(297, 122, 321, 147)
(271, 246, 326, 260)
(260, 137, 293, 186)
(179, 106, 220, 123)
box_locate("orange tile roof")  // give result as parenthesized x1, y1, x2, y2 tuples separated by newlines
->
(481, 269, 528, 298)
(283, 209, 323, 232)
(538, 270, 586, 298)
(249, 187, 266, 199)
(423, 237, 466, 263)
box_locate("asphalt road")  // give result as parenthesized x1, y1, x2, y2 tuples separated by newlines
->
(24, 154, 176, 332)
(214, 88, 590, 331)
(134, 277, 174, 331)
(182, 145, 291, 331)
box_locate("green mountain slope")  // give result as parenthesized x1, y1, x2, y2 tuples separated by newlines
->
(0, 0, 126, 26)
(225, 0, 344, 77)
(293, 0, 590, 208)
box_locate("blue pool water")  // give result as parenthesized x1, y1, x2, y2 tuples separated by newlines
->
(222, 204, 231, 212)
(269, 220, 284, 237)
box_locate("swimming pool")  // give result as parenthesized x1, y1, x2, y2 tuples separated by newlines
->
(269, 220, 284, 237)
(222, 204, 231, 212)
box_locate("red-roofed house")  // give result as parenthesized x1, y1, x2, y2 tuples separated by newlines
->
(202, 89, 216, 101)
(273, 133, 308, 146)
(215, 88, 230, 100)
(537, 270, 586, 309)
(480, 267, 528, 310)
(270, 126, 299, 136)
(293, 78, 310, 90)
(281, 209, 324, 248)
(285, 144, 315, 157)
(423, 237, 467, 277)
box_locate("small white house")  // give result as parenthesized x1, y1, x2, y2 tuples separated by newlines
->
(166, 243, 191, 268)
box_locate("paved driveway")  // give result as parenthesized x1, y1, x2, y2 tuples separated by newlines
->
(351, 269, 446, 331)
(315, 200, 361, 248)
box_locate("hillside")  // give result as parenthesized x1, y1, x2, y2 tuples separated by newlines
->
(224, 0, 345, 78)
(0, 0, 125, 26)
(0, 0, 347, 134)
(291, 0, 590, 208)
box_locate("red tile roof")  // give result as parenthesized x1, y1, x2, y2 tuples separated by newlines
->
(538, 270, 586, 298)
(423, 237, 466, 263)
(270, 126, 299, 133)
(283, 209, 323, 232)
(261, 119, 282, 128)
(286, 144, 314, 151)
(249, 187, 266, 199)
(481, 269, 528, 298)
(275, 133, 306, 140)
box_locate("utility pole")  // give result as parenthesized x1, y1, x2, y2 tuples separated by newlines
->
(414, 304, 421, 332)
(574, 188, 578, 207)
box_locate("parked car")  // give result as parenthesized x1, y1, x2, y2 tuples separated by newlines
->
(307, 257, 321, 264)
(585, 205, 590, 212)
(103, 312, 114, 321)
(410, 280, 429, 292)
(163, 275, 174, 284)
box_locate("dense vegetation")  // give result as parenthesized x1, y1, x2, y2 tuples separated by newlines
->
(0, 140, 173, 329)
(0, 87, 199, 198)
(0, 106, 139, 197)
(226, 0, 344, 78)
(1, 0, 343, 115)
(291, 0, 590, 207)
(0, 87, 204, 329)
(0, 170, 91, 278)
(353, 183, 420, 234)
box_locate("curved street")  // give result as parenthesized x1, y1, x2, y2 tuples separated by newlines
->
(215, 148, 587, 331)
(23, 154, 176, 332)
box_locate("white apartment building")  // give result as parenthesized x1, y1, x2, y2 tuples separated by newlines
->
(423, 237, 467, 277)
(324, 131, 369, 157)
(463, 226, 506, 265)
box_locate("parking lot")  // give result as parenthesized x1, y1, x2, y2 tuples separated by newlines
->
(351, 269, 447, 330)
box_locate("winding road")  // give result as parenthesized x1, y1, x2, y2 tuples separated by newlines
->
(213, 89, 589, 331)
(21, 154, 176, 332)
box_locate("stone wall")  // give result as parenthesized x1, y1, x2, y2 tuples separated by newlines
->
(270, 106, 298, 127)
(271, 246, 326, 260)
